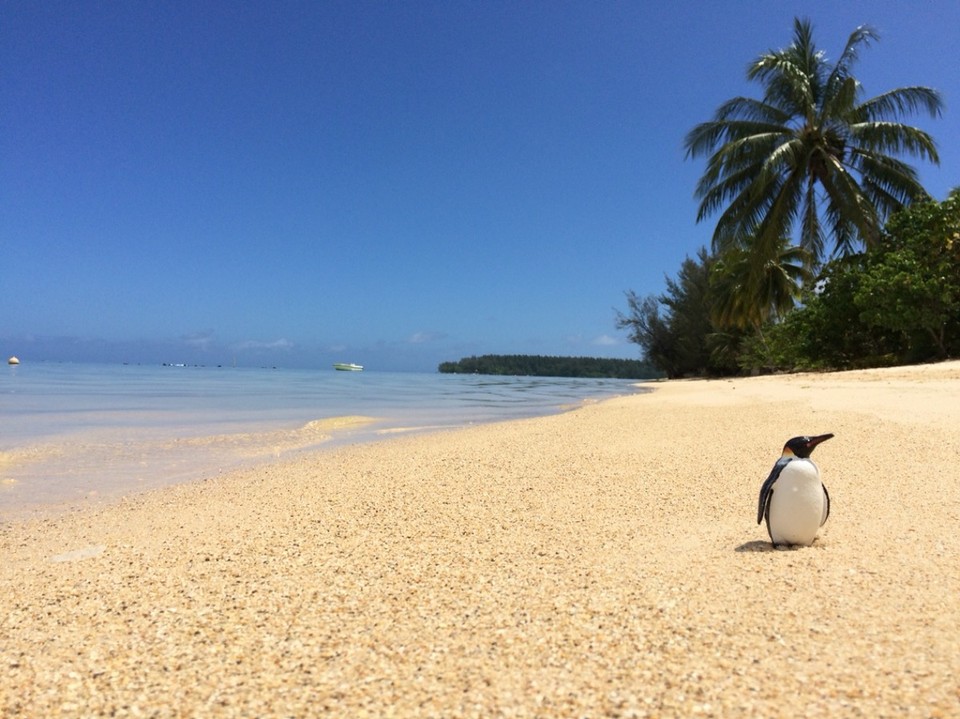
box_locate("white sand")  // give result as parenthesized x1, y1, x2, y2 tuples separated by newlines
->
(2, 361, 959, 717)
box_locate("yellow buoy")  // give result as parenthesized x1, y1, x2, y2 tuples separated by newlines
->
(7, 356, 19, 365)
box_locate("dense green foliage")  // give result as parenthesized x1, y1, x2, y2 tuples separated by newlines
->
(616, 249, 737, 378)
(438, 355, 662, 379)
(741, 256, 905, 370)
(619, 191, 960, 375)
(856, 191, 960, 357)
(768, 190, 960, 367)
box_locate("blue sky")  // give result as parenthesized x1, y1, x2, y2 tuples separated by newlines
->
(3, 1, 958, 371)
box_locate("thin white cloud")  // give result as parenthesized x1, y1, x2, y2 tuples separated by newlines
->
(182, 330, 216, 350)
(592, 334, 620, 347)
(408, 331, 447, 344)
(233, 338, 294, 351)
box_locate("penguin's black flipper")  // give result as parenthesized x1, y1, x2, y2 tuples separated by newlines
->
(757, 457, 789, 525)
(763, 495, 775, 543)
(820, 484, 830, 526)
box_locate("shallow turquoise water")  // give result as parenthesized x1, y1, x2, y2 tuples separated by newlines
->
(1, 363, 645, 517)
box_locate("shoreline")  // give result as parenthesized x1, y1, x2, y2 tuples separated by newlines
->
(2, 361, 959, 716)
(0, 414, 387, 523)
(1, 368, 645, 522)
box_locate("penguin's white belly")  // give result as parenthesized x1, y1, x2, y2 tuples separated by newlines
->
(768, 462, 826, 546)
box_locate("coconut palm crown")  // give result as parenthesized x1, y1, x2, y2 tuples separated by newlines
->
(709, 238, 810, 331)
(685, 17, 943, 265)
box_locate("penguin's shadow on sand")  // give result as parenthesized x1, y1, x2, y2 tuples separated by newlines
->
(735, 540, 778, 553)
(735, 541, 814, 552)
(736, 540, 826, 552)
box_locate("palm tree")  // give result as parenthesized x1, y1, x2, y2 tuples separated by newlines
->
(708, 237, 809, 368)
(710, 238, 809, 332)
(686, 17, 943, 265)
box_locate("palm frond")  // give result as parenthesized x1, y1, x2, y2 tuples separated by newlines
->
(855, 150, 922, 189)
(713, 96, 792, 124)
(820, 203, 858, 258)
(749, 52, 815, 117)
(703, 132, 794, 183)
(848, 121, 940, 163)
(855, 151, 927, 213)
(827, 23, 878, 85)
(749, 18, 821, 83)
(753, 168, 803, 256)
(854, 87, 944, 122)
(776, 243, 812, 278)
(693, 131, 792, 206)
(711, 182, 780, 254)
(818, 158, 880, 250)
(860, 174, 912, 221)
(710, 233, 809, 330)
(685, 120, 789, 159)
(799, 176, 825, 266)
(707, 142, 807, 251)
(820, 76, 860, 123)
(696, 163, 768, 221)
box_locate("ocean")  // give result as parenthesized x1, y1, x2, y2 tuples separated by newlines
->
(1, 362, 646, 519)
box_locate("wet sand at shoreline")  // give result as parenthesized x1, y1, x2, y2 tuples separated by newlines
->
(0, 416, 385, 521)
(2, 362, 959, 717)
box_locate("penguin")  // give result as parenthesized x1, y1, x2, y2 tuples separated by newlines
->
(757, 434, 833, 547)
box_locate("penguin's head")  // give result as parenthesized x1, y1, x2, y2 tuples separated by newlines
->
(782, 433, 834, 459)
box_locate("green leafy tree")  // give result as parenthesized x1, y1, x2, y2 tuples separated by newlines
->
(617, 249, 735, 377)
(756, 256, 904, 370)
(855, 190, 960, 358)
(686, 17, 942, 265)
(615, 293, 676, 375)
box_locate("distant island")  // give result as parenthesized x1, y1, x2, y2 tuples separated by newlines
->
(438, 354, 663, 379)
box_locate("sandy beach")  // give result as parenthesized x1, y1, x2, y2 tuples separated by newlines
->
(2, 362, 959, 718)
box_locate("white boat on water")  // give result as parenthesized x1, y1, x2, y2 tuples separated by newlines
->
(333, 363, 363, 372)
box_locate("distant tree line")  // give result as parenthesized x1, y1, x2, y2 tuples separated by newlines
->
(438, 355, 663, 379)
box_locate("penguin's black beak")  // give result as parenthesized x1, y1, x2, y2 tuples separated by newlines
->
(807, 433, 834, 448)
